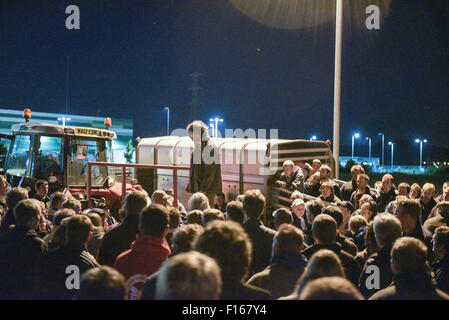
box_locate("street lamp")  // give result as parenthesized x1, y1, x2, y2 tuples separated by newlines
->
(365, 137, 372, 162)
(415, 139, 428, 169)
(209, 123, 215, 138)
(209, 117, 223, 138)
(58, 116, 71, 126)
(351, 133, 360, 160)
(164, 107, 170, 136)
(310, 135, 317, 141)
(378, 133, 385, 167)
(388, 141, 395, 169)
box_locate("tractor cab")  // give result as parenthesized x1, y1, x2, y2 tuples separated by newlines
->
(0, 109, 117, 198)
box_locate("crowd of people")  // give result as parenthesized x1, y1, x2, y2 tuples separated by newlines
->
(0, 158, 448, 300)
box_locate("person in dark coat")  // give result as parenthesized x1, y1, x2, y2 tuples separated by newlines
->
(246, 224, 308, 299)
(424, 202, 449, 234)
(274, 160, 304, 193)
(396, 198, 433, 256)
(432, 226, 449, 294)
(319, 182, 342, 205)
(370, 237, 449, 300)
(318, 165, 342, 200)
(377, 174, 398, 212)
(304, 172, 321, 198)
(340, 165, 365, 201)
(97, 191, 149, 266)
(186, 120, 222, 207)
(321, 206, 358, 256)
(420, 183, 438, 224)
(195, 220, 271, 300)
(242, 189, 276, 276)
(350, 174, 378, 210)
(38, 215, 100, 300)
(0, 187, 28, 234)
(359, 213, 402, 298)
(32, 179, 50, 208)
(301, 214, 361, 285)
(0, 199, 47, 299)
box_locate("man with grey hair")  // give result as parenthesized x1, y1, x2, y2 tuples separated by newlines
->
(359, 213, 402, 298)
(156, 251, 222, 300)
(370, 237, 449, 300)
(187, 192, 210, 212)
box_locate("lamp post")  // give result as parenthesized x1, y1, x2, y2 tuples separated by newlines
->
(164, 107, 170, 136)
(378, 133, 385, 167)
(209, 117, 223, 138)
(351, 133, 360, 160)
(365, 137, 372, 162)
(310, 135, 317, 141)
(415, 139, 428, 169)
(388, 141, 395, 170)
(58, 116, 71, 126)
(333, 0, 343, 179)
(209, 123, 215, 138)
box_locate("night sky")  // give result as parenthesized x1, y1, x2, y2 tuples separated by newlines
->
(0, 0, 448, 164)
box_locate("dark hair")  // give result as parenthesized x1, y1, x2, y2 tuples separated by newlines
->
(6, 187, 28, 210)
(217, 192, 225, 199)
(435, 226, 449, 252)
(76, 266, 126, 300)
(187, 210, 203, 225)
(202, 208, 225, 226)
(172, 224, 204, 255)
(35, 179, 48, 192)
(139, 204, 169, 237)
(275, 224, 304, 252)
(194, 220, 252, 282)
(306, 200, 325, 221)
(273, 208, 293, 226)
(226, 201, 244, 224)
(66, 215, 93, 246)
(396, 198, 421, 221)
(242, 190, 265, 219)
(124, 191, 148, 216)
(50, 192, 67, 210)
(322, 206, 343, 228)
(168, 208, 181, 229)
(13, 199, 41, 226)
(312, 214, 337, 244)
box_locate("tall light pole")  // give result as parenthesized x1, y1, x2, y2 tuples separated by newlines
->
(388, 141, 395, 169)
(209, 123, 215, 138)
(378, 133, 385, 167)
(415, 139, 428, 169)
(58, 116, 71, 126)
(310, 135, 317, 141)
(333, 0, 343, 179)
(209, 117, 223, 138)
(365, 137, 372, 162)
(164, 107, 170, 136)
(351, 133, 360, 160)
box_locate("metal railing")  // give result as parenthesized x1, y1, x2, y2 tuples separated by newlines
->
(270, 186, 339, 211)
(86, 162, 189, 208)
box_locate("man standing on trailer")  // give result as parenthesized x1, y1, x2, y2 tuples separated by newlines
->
(186, 121, 222, 207)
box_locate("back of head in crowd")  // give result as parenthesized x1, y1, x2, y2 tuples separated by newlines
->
(273, 224, 304, 254)
(373, 213, 402, 248)
(139, 204, 169, 238)
(349, 215, 368, 235)
(152, 190, 169, 206)
(202, 208, 225, 226)
(194, 220, 252, 282)
(226, 201, 244, 224)
(168, 208, 181, 230)
(62, 196, 82, 214)
(305, 200, 325, 225)
(433, 226, 449, 260)
(299, 277, 364, 300)
(65, 215, 93, 247)
(125, 190, 148, 216)
(13, 199, 41, 228)
(322, 206, 343, 229)
(54, 208, 76, 226)
(391, 237, 428, 274)
(273, 208, 293, 230)
(75, 266, 126, 300)
(6, 187, 28, 211)
(186, 210, 202, 225)
(243, 189, 265, 220)
(50, 192, 67, 211)
(312, 214, 338, 244)
(187, 192, 210, 212)
(156, 251, 222, 300)
(171, 224, 204, 255)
